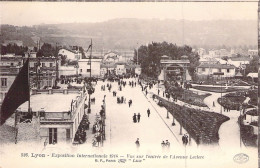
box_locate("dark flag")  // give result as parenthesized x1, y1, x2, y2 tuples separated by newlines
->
(0, 59, 29, 125)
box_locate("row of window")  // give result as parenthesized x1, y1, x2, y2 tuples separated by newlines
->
(33, 63, 54, 67)
(79, 69, 91, 73)
(201, 68, 230, 73)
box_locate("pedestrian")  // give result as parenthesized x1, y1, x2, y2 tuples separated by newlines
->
(184, 134, 189, 145)
(135, 138, 140, 148)
(161, 141, 165, 148)
(137, 113, 141, 122)
(182, 135, 186, 145)
(165, 140, 170, 148)
(133, 113, 137, 123)
(147, 108, 150, 117)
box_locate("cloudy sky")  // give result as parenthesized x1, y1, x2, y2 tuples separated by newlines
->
(0, 2, 258, 26)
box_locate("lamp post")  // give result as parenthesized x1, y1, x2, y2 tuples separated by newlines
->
(87, 39, 93, 114)
(103, 95, 106, 140)
(172, 110, 175, 126)
(180, 119, 183, 135)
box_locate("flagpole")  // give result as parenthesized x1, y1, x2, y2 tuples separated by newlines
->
(14, 109, 18, 144)
(28, 53, 31, 115)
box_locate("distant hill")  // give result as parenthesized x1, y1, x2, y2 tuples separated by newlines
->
(0, 19, 257, 50)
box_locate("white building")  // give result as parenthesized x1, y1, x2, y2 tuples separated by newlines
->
(78, 58, 102, 77)
(103, 51, 122, 63)
(115, 63, 126, 75)
(59, 66, 77, 78)
(58, 49, 81, 60)
(24, 52, 37, 58)
(100, 64, 116, 77)
(197, 63, 236, 79)
(17, 89, 87, 144)
(227, 57, 251, 68)
(197, 48, 206, 57)
(248, 50, 258, 57)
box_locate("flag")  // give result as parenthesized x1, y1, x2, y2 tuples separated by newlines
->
(0, 59, 29, 125)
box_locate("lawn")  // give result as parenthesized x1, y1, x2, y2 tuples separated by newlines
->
(193, 86, 248, 93)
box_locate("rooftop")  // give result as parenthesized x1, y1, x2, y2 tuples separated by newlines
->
(247, 73, 258, 78)
(230, 57, 252, 61)
(160, 59, 190, 64)
(198, 63, 236, 69)
(18, 93, 79, 112)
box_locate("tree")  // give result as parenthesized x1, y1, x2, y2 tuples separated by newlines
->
(134, 41, 199, 79)
(0, 44, 28, 56)
(37, 43, 55, 57)
(245, 55, 258, 75)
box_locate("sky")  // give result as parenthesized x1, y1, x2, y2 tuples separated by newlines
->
(0, 2, 258, 26)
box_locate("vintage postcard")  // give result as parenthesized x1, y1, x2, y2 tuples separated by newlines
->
(0, 1, 258, 168)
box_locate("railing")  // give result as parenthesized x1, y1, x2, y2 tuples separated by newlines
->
(40, 112, 72, 121)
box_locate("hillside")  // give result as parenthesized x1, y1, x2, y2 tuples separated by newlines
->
(0, 18, 257, 50)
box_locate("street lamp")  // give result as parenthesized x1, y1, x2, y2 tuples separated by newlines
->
(172, 109, 175, 126)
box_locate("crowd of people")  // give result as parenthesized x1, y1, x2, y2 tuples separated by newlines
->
(73, 114, 90, 144)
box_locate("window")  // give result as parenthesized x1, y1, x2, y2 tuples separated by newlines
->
(49, 128, 57, 144)
(34, 63, 37, 67)
(42, 63, 45, 67)
(202, 68, 205, 72)
(1, 78, 7, 87)
(11, 63, 14, 66)
(227, 69, 230, 73)
(66, 129, 70, 141)
(80, 69, 82, 72)
(87, 62, 90, 65)
(87, 69, 91, 72)
(50, 63, 53, 67)
(218, 68, 221, 72)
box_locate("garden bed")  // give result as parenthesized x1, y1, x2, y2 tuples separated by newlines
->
(155, 95, 230, 145)
(246, 109, 258, 116)
(217, 90, 257, 110)
(179, 90, 211, 107)
(164, 81, 210, 107)
(238, 116, 257, 147)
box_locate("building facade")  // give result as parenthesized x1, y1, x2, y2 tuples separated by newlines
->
(0, 66, 19, 102)
(78, 58, 102, 77)
(17, 89, 87, 144)
(196, 63, 236, 79)
(58, 49, 81, 60)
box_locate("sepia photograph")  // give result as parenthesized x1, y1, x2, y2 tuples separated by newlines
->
(0, 1, 258, 168)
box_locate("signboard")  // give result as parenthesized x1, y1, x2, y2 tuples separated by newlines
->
(213, 72, 224, 75)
